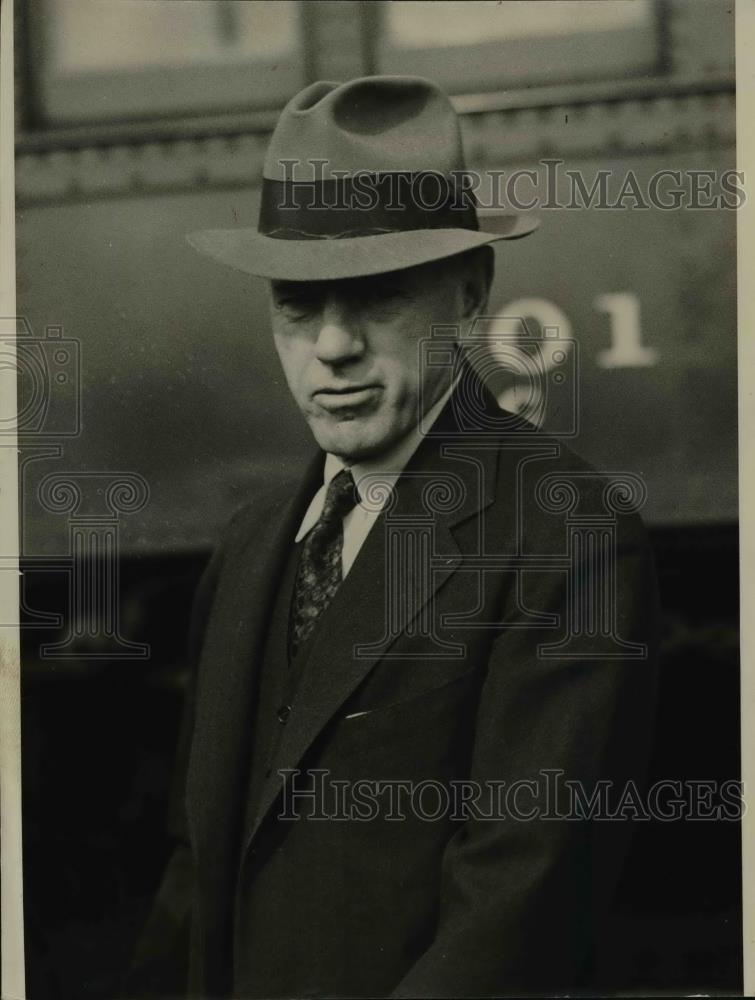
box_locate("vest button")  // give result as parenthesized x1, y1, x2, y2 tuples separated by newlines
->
(277, 704, 292, 724)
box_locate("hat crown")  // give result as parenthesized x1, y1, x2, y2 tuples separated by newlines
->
(187, 74, 539, 282)
(263, 76, 467, 180)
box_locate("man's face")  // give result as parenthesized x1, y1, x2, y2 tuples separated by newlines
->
(269, 257, 481, 462)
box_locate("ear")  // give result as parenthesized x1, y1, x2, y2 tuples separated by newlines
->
(460, 246, 494, 320)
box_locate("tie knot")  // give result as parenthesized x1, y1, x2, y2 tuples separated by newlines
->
(321, 468, 360, 525)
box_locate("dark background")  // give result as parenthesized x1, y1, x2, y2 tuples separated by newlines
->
(14, 1, 740, 996)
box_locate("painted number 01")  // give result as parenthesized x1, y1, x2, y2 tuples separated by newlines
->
(492, 292, 658, 370)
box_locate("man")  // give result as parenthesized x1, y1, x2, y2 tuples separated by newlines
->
(130, 76, 659, 998)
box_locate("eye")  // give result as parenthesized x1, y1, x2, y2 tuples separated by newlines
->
(359, 284, 409, 313)
(274, 291, 322, 320)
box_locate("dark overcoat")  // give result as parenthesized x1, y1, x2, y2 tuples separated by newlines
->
(130, 374, 660, 998)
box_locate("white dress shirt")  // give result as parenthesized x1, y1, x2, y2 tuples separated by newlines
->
(295, 382, 455, 578)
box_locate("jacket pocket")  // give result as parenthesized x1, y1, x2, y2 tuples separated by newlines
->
(330, 668, 482, 756)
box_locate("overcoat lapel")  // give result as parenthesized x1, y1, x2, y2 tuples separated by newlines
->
(186, 457, 322, 870)
(245, 379, 502, 848)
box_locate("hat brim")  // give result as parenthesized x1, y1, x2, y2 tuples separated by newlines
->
(186, 213, 538, 282)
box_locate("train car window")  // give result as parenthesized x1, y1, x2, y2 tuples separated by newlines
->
(34, 0, 305, 125)
(376, 0, 659, 92)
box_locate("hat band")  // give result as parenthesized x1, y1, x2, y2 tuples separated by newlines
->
(258, 172, 479, 240)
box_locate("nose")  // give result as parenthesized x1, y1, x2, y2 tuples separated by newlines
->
(314, 298, 365, 366)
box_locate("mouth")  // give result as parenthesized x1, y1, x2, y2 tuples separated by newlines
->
(312, 384, 382, 410)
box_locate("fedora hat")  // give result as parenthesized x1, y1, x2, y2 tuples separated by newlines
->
(188, 75, 538, 282)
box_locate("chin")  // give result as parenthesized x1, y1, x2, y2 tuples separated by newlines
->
(309, 416, 396, 462)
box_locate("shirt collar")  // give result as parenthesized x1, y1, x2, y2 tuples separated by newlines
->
(295, 379, 456, 541)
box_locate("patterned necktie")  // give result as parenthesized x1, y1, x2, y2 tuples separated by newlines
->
(290, 468, 360, 658)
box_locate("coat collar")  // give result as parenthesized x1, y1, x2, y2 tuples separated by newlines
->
(243, 364, 503, 847)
